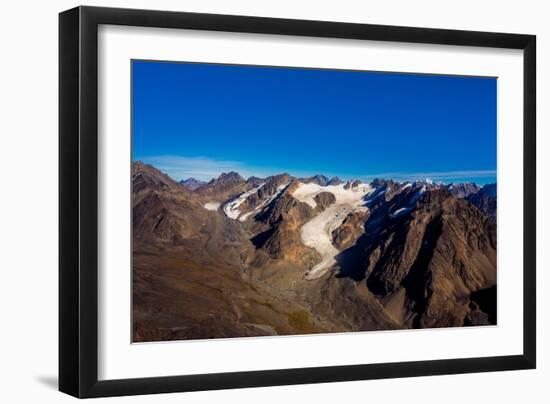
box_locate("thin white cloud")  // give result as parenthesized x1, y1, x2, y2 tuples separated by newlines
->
(139, 155, 346, 182)
(137, 155, 259, 181)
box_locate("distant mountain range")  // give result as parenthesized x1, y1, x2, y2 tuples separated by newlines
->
(132, 161, 497, 342)
(179, 177, 206, 190)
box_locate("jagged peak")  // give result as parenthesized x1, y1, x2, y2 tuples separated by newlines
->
(299, 174, 331, 186)
(328, 176, 344, 185)
(217, 171, 244, 181)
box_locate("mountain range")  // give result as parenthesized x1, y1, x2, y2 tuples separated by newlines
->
(132, 161, 497, 342)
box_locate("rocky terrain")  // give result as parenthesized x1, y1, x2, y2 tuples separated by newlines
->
(132, 161, 497, 342)
(179, 177, 206, 190)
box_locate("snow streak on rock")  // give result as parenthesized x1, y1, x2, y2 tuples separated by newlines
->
(389, 185, 426, 218)
(239, 182, 290, 222)
(222, 184, 264, 219)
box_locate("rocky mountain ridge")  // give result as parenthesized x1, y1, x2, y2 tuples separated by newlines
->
(179, 177, 206, 190)
(132, 161, 497, 342)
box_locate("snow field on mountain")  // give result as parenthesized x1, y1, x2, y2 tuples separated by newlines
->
(291, 182, 374, 279)
(300, 204, 351, 279)
(291, 182, 373, 208)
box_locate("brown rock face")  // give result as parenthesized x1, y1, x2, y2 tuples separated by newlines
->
(355, 189, 496, 328)
(195, 171, 248, 202)
(132, 162, 198, 243)
(132, 161, 183, 194)
(343, 179, 363, 190)
(252, 192, 320, 268)
(262, 222, 321, 267)
(332, 209, 370, 250)
(314, 191, 336, 211)
(238, 174, 291, 216)
(133, 192, 192, 243)
(256, 192, 313, 226)
(132, 162, 248, 249)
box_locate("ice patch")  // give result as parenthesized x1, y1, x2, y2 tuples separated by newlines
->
(390, 207, 412, 218)
(203, 202, 220, 211)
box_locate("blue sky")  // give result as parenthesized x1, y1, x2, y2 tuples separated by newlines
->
(132, 60, 496, 184)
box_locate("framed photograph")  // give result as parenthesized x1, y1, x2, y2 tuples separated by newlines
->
(59, 6, 536, 398)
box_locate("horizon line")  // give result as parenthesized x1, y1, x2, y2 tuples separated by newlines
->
(134, 158, 496, 186)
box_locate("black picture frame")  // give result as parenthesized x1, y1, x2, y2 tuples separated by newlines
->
(59, 5, 536, 398)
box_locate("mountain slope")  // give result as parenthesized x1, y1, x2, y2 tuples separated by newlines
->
(467, 183, 497, 220)
(132, 163, 498, 341)
(338, 187, 496, 327)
